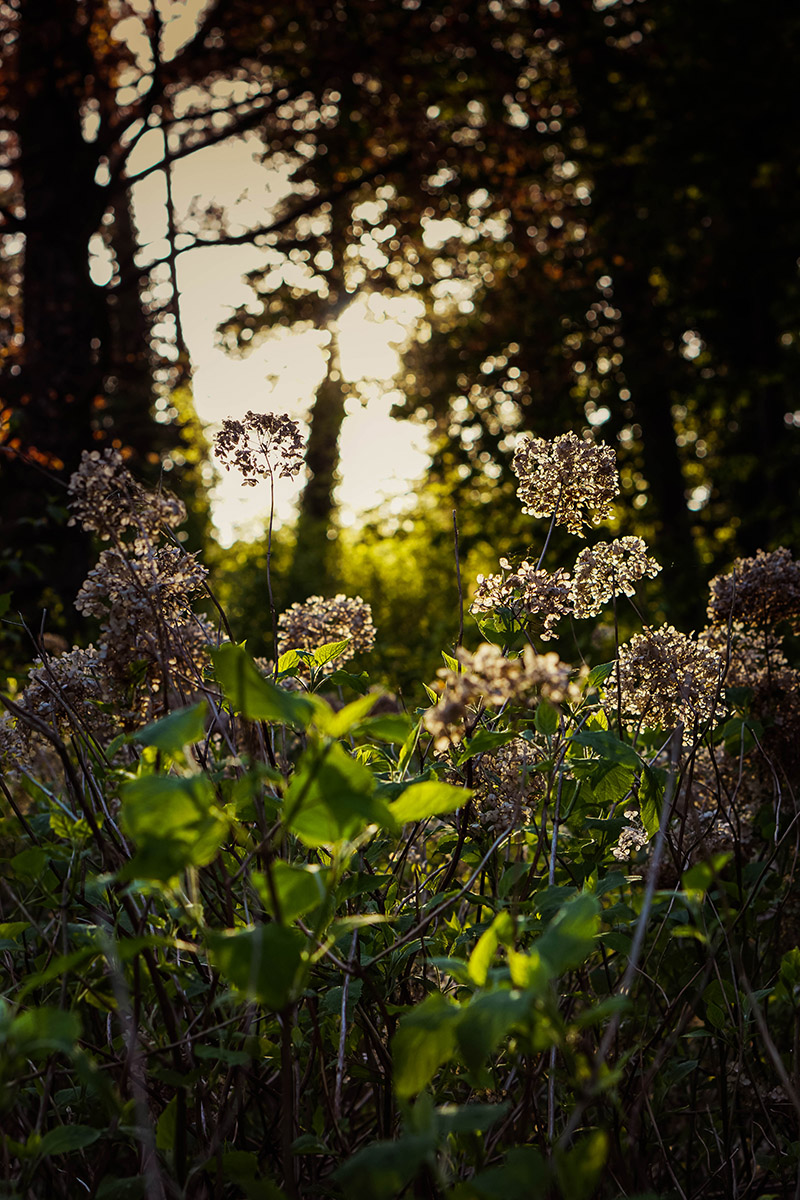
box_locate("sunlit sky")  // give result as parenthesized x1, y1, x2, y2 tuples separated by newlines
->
(124, 131, 431, 546)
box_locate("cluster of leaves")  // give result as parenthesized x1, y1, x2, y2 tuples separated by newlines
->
(2, 609, 800, 1199)
(3, 429, 800, 1198)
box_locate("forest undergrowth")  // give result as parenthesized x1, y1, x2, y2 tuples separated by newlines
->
(2, 414, 800, 1200)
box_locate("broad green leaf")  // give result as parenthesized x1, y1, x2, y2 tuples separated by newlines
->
(131, 701, 207, 755)
(682, 854, 731, 897)
(11, 847, 49, 879)
(468, 912, 514, 987)
(37, 1125, 101, 1156)
(534, 700, 559, 736)
(639, 765, 665, 838)
(391, 780, 470, 824)
(327, 668, 370, 694)
(284, 742, 395, 845)
(456, 729, 518, 766)
(276, 649, 301, 673)
(591, 764, 635, 805)
(507, 946, 550, 994)
(535, 893, 600, 976)
(458, 1146, 548, 1200)
(120, 774, 228, 882)
(456, 989, 531, 1072)
(334, 1133, 435, 1200)
(441, 650, 461, 672)
(392, 993, 462, 1099)
(312, 638, 352, 668)
(0, 922, 29, 942)
(586, 661, 615, 690)
(358, 713, 414, 744)
(315, 691, 380, 737)
(10, 1008, 81, 1056)
(156, 1096, 178, 1153)
(255, 862, 329, 923)
(208, 924, 306, 1010)
(555, 1130, 609, 1200)
(210, 643, 314, 727)
(434, 1102, 510, 1135)
(571, 730, 640, 768)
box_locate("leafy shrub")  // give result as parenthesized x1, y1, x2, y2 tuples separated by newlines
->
(1, 421, 799, 1199)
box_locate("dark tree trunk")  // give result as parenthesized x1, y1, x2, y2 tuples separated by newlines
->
(1, 0, 105, 624)
(287, 333, 347, 600)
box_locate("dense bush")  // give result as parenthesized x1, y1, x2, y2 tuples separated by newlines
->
(1, 419, 799, 1199)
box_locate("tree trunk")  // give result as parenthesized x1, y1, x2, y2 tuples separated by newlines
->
(1, 0, 105, 624)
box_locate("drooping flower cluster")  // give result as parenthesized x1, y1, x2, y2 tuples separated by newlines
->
(68, 448, 185, 546)
(572, 537, 661, 618)
(707, 547, 800, 633)
(612, 810, 649, 861)
(512, 431, 619, 536)
(472, 537, 661, 636)
(472, 563, 574, 640)
(67, 448, 215, 706)
(277, 594, 376, 672)
(472, 738, 546, 832)
(423, 643, 583, 746)
(214, 411, 304, 485)
(610, 625, 724, 730)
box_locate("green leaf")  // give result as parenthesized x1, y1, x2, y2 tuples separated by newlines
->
(456, 729, 518, 766)
(10, 1008, 81, 1056)
(459, 1146, 548, 1200)
(456, 989, 531, 1073)
(131, 702, 207, 756)
(639, 765, 665, 838)
(586, 661, 615, 690)
(312, 638, 352, 668)
(392, 993, 462, 1099)
(327, 669, 370, 694)
(534, 700, 559, 736)
(120, 774, 228, 882)
(468, 912, 514, 988)
(315, 691, 379, 737)
(285, 742, 395, 846)
(211, 643, 314, 727)
(334, 1133, 434, 1200)
(276, 649, 301, 673)
(535, 893, 600, 976)
(434, 1102, 510, 1135)
(358, 714, 414, 743)
(441, 650, 461, 672)
(390, 780, 470, 824)
(682, 854, 731, 897)
(37, 1125, 101, 1156)
(208, 924, 306, 1010)
(571, 730, 640, 768)
(591, 764, 635, 805)
(256, 862, 329, 923)
(555, 1129, 609, 1200)
(156, 1096, 178, 1153)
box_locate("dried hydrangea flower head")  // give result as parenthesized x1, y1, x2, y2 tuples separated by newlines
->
(277, 594, 376, 673)
(471, 562, 574, 640)
(512, 431, 618, 536)
(214, 411, 304, 485)
(473, 738, 545, 832)
(707, 547, 800, 633)
(423, 643, 584, 748)
(68, 448, 185, 542)
(572, 537, 661, 618)
(611, 624, 724, 730)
